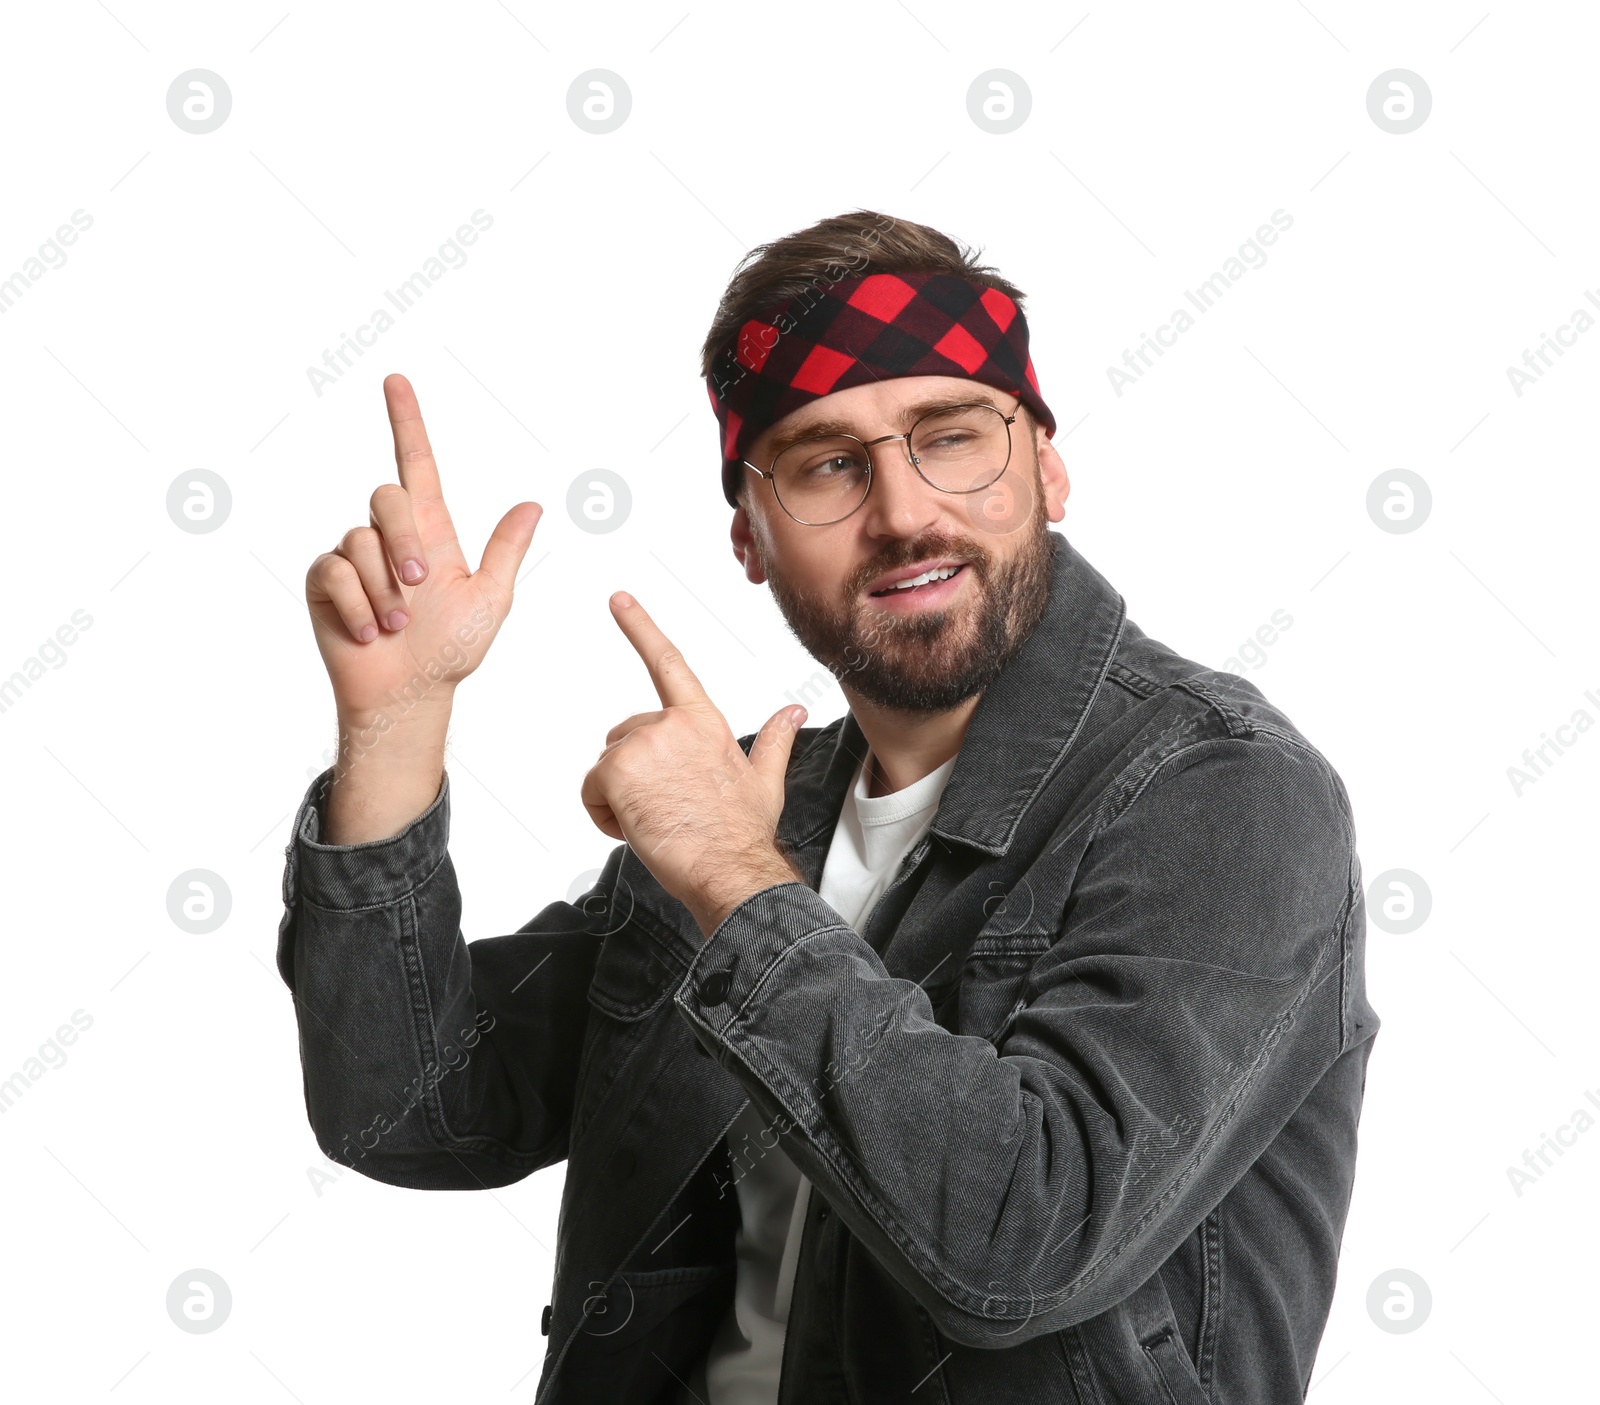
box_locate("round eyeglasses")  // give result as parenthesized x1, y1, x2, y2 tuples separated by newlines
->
(742, 401, 1017, 526)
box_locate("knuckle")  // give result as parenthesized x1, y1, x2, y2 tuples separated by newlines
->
(308, 552, 352, 586)
(370, 482, 408, 511)
(339, 524, 379, 552)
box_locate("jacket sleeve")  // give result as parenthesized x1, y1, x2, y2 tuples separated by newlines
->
(671, 734, 1364, 1345)
(276, 765, 614, 1190)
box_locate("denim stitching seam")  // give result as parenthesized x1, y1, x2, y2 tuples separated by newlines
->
(1197, 1206, 1222, 1387)
(296, 841, 452, 914)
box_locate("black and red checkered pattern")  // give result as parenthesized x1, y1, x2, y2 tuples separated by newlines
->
(705, 272, 1056, 508)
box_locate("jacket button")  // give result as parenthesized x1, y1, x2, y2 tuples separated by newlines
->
(541, 1303, 552, 1335)
(696, 967, 734, 1005)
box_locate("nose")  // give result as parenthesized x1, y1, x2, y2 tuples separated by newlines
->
(857, 434, 942, 536)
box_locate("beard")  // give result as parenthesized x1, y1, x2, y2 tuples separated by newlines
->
(753, 453, 1056, 716)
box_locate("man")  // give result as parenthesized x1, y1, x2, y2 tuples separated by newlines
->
(279, 208, 1379, 1404)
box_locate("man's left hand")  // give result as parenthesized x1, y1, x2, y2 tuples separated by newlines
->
(581, 591, 808, 939)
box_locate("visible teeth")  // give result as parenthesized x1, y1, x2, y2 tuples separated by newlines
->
(882, 565, 958, 592)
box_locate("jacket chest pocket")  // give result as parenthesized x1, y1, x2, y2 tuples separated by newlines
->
(583, 849, 696, 1022)
(574, 912, 691, 1136)
(936, 933, 1052, 1044)
(586, 916, 689, 1021)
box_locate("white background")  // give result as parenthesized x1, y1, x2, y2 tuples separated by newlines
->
(0, 1, 1593, 1399)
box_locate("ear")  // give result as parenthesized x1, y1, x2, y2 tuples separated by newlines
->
(730, 502, 769, 584)
(1036, 428, 1070, 525)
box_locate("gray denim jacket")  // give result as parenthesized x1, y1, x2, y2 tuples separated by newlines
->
(276, 531, 1379, 1404)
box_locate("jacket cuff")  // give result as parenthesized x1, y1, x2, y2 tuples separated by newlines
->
(673, 881, 848, 1045)
(282, 764, 450, 911)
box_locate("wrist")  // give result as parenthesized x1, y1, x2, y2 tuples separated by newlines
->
(327, 719, 448, 796)
(694, 853, 804, 940)
(335, 694, 453, 748)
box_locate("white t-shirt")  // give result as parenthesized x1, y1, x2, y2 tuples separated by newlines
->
(688, 744, 959, 1404)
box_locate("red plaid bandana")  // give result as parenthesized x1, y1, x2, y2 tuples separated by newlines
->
(705, 272, 1055, 508)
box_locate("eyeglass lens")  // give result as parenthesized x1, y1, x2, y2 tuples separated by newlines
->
(770, 403, 1012, 525)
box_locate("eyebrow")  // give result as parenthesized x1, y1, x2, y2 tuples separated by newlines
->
(754, 393, 1011, 461)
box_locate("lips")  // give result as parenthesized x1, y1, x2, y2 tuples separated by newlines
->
(870, 560, 966, 595)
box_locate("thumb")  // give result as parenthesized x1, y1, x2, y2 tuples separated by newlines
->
(476, 501, 543, 594)
(750, 704, 807, 787)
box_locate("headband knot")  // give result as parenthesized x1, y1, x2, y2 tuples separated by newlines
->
(705, 272, 1054, 507)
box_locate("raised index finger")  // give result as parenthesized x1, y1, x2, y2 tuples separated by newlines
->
(383, 373, 463, 565)
(609, 593, 710, 709)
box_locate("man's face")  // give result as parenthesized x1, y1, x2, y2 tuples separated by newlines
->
(730, 375, 1070, 716)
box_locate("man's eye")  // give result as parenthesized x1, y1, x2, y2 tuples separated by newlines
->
(802, 456, 859, 478)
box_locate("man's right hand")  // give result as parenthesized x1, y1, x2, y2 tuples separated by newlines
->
(306, 372, 542, 720)
(303, 373, 542, 841)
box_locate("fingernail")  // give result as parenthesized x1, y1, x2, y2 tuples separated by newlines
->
(358, 623, 378, 642)
(401, 559, 425, 584)
(387, 610, 410, 630)
(614, 591, 634, 608)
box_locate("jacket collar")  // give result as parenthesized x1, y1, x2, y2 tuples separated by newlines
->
(775, 531, 1127, 867)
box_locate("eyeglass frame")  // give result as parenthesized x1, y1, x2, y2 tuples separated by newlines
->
(739, 394, 1020, 526)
